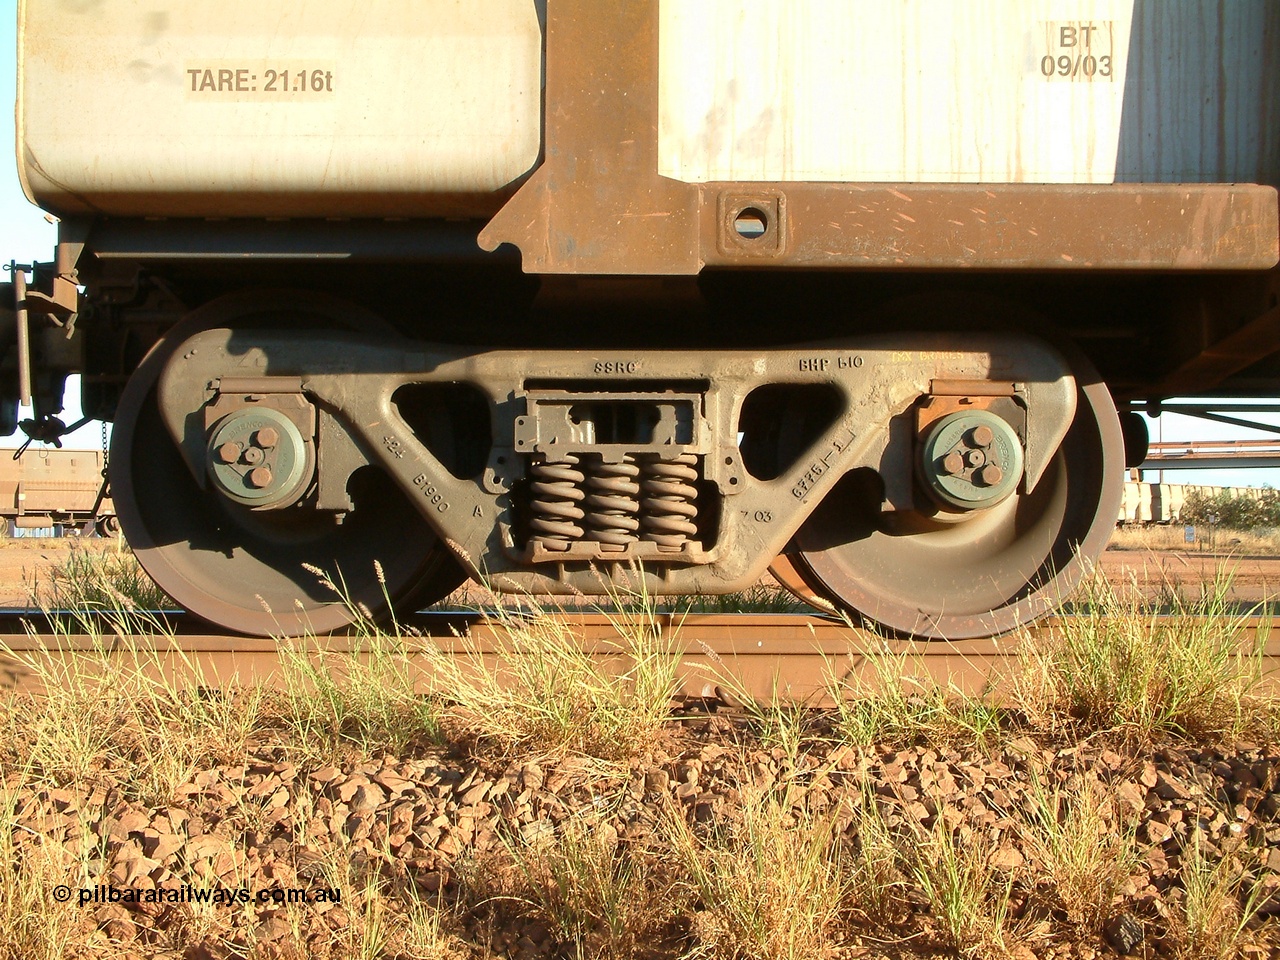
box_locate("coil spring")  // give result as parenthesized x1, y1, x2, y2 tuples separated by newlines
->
(640, 454, 699, 547)
(584, 456, 641, 549)
(529, 455, 586, 549)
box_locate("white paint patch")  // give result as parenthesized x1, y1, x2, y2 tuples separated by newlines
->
(659, 0, 1144, 184)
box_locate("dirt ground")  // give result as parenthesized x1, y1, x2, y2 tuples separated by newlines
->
(1097, 550, 1280, 604)
(3, 532, 1280, 611)
(5, 534, 1280, 957)
(0, 536, 120, 608)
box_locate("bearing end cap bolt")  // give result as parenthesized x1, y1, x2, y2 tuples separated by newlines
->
(942, 451, 965, 476)
(970, 424, 994, 447)
(248, 466, 273, 489)
(977, 464, 1003, 486)
(253, 427, 278, 449)
(216, 441, 241, 465)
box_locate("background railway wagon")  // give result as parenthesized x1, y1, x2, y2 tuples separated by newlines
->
(0, 448, 114, 535)
(1118, 482, 1274, 524)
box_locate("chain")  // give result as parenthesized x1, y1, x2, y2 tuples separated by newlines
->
(101, 420, 110, 479)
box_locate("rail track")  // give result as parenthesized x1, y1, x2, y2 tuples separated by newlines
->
(0, 610, 1275, 703)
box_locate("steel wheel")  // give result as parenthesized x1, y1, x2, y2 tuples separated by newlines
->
(792, 375, 1123, 639)
(766, 553, 836, 613)
(111, 294, 466, 636)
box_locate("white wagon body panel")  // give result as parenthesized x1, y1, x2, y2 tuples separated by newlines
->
(17, 0, 543, 217)
(658, 0, 1279, 186)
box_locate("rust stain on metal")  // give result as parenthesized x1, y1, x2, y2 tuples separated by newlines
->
(1, 613, 1275, 705)
(481, 0, 1278, 275)
(478, 0, 699, 274)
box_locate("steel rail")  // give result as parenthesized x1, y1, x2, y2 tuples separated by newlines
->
(0, 611, 1274, 703)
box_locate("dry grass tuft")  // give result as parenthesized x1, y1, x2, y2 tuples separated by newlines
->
(678, 584, 812, 614)
(667, 786, 850, 960)
(906, 811, 1021, 958)
(826, 631, 1006, 748)
(310, 841, 470, 960)
(30, 541, 172, 612)
(1170, 830, 1274, 960)
(502, 817, 680, 959)
(0, 780, 100, 959)
(1013, 571, 1273, 743)
(273, 627, 444, 763)
(422, 574, 681, 761)
(0, 611, 265, 805)
(1019, 771, 1137, 929)
(843, 790, 914, 931)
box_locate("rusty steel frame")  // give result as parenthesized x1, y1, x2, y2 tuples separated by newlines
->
(152, 326, 1076, 604)
(1156, 289, 1280, 396)
(0, 448, 115, 531)
(478, 0, 1280, 276)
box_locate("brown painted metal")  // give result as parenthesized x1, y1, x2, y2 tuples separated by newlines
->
(1157, 303, 1280, 396)
(477, 0, 697, 275)
(766, 554, 834, 613)
(699, 183, 1279, 271)
(479, 0, 1279, 275)
(13, 268, 30, 407)
(0, 449, 114, 530)
(1, 613, 1274, 705)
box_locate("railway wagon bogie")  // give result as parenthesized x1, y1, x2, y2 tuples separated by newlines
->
(5, 0, 1278, 637)
(110, 308, 1118, 637)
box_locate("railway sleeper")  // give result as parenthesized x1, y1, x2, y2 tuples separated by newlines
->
(117, 323, 1121, 639)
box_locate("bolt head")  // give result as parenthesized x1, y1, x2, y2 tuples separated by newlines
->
(216, 441, 241, 465)
(978, 464, 1004, 486)
(970, 424, 994, 447)
(942, 451, 965, 476)
(254, 427, 279, 449)
(243, 446, 265, 465)
(247, 466, 273, 489)
(965, 448, 986, 468)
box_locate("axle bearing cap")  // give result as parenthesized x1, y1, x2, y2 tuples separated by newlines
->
(920, 410, 1023, 510)
(206, 407, 308, 508)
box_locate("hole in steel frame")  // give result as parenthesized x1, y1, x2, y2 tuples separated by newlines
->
(737, 384, 844, 481)
(392, 382, 492, 480)
(733, 207, 769, 239)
